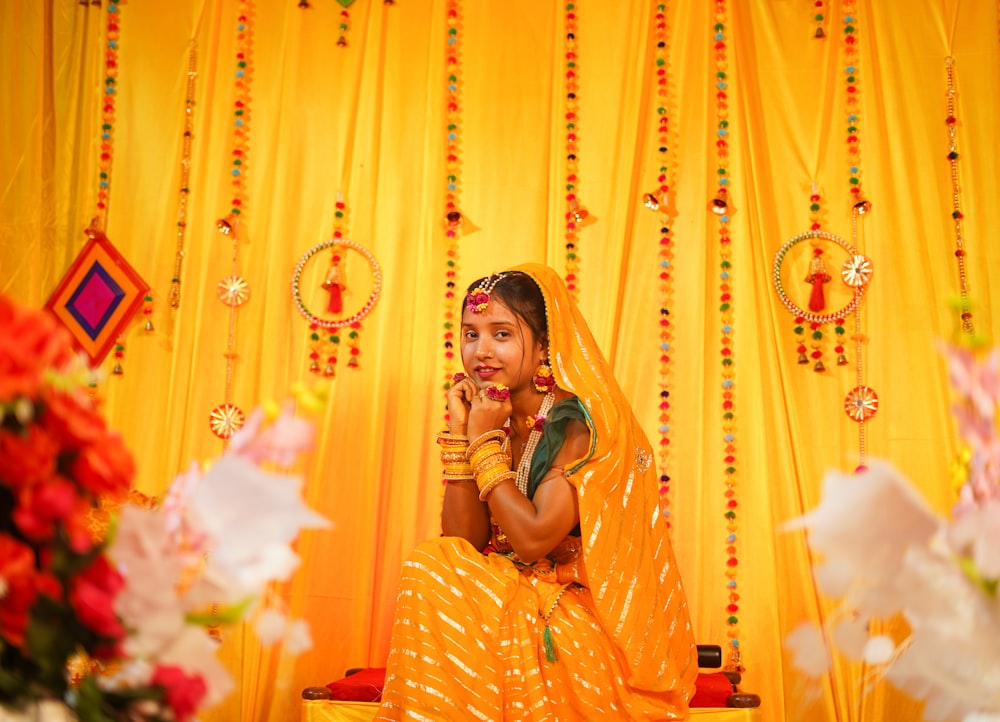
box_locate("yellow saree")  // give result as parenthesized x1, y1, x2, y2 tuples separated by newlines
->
(376, 264, 697, 720)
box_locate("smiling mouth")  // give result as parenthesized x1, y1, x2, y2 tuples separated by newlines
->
(475, 367, 498, 377)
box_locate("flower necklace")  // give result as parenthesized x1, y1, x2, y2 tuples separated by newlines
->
(514, 392, 556, 495)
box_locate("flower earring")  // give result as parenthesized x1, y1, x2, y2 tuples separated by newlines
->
(533, 360, 556, 393)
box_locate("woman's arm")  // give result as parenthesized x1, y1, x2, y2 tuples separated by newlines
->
(441, 480, 492, 550)
(483, 417, 589, 563)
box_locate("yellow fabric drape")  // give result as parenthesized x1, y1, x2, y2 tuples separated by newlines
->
(2, 1, 999, 721)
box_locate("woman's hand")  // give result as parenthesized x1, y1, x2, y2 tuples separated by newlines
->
(445, 376, 479, 436)
(467, 385, 512, 440)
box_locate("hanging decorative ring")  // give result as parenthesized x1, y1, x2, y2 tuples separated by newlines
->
(772, 229, 872, 324)
(291, 239, 382, 328)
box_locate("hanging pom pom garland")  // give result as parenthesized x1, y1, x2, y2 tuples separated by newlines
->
(645, 1, 674, 528)
(209, 0, 254, 442)
(709, 0, 742, 677)
(811, 0, 826, 38)
(441, 0, 465, 431)
(168, 42, 199, 311)
(45, 2, 149, 378)
(842, 0, 876, 470)
(944, 57, 975, 336)
(563, 1, 584, 301)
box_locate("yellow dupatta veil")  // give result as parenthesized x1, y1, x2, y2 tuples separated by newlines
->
(513, 263, 698, 696)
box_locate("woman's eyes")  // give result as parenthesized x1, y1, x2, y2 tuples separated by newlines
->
(463, 330, 511, 340)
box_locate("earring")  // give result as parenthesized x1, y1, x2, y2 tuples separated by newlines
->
(533, 361, 556, 393)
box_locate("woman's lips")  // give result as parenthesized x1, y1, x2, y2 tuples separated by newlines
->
(476, 367, 498, 379)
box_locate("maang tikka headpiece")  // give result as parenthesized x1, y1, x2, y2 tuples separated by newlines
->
(466, 273, 507, 314)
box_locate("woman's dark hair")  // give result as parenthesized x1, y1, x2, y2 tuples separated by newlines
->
(467, 272, 548, 346)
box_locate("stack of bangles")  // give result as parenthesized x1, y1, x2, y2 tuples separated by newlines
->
(467, 429, 515, 500)
(437, 431, 473, 481)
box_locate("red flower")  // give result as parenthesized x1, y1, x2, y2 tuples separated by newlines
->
(13, 476, 93, 552)
(40, 388, 106, 451)
(70, 431, 135, 501)
(70, 554, 125, 642)
(0, 534, 59, 649)
(0, 424, 59, 489)
(0, 295, 76, 402)
(151, 665, 208, 722)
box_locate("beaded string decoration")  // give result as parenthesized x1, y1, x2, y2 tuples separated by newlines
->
(102, 2, 124, 374)
(944, 56, 974, 336)
(709, 0, 742, 676)
(840, 0, 877, 471)
(642, 1, 674, 528)
(811, 0, 827, 39)
(442, 0, 465, 431)
(168, 42, 199, 311)
(563, 1, 586, 301)
(209, 0, 254, 442)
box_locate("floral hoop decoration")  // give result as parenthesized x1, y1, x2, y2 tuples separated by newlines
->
(291, 239, 381, 329)
(772, 229, 872, 325)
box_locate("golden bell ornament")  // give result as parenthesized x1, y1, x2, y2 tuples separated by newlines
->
(853, 197, 872, 215)
(837, 353, 848, 366)
(298, 0, 310, 6)
(216, 215, 235, 235)
(309, 360, 320, 373)
(112, 362, 123, 375)
(797, 352, 809, 365)
(337, 35, 348, 48)
(814, 26, 825, 39)
(324, 363, 336, 377)
(348, 356, 359, 368)
(710, 190, 728, 215)
(144, 319, 154, 333)
(813, 360, 826, 373)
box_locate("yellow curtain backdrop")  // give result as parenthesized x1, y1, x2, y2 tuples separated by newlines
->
(3, 1, 999, 721)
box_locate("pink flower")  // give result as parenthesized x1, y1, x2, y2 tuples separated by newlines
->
(151, 665, 208, 722)
(945, 345, 1000, 422)
(226, 401, 314, 468)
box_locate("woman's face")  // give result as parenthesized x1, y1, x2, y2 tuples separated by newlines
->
(461, 298, 546, 393)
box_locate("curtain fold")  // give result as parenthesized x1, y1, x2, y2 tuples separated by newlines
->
(2, 1, 998, 720)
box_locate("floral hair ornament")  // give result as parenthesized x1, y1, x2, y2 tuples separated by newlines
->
(466, 273, 507, 314)
(485, 383, 510, 402)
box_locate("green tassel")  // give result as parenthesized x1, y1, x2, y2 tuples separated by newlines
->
(543, 624, 557, 663)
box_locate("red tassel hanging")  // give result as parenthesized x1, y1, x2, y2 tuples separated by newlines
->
(322, 253, 344, 314)
(805, 248, 830, 312)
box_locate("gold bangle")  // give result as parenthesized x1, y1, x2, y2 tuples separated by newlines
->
(468, 439, 505, 468)
(473, 455, 512, 492)
(467, 429, 507, 456)
(478, 470, 515, 500)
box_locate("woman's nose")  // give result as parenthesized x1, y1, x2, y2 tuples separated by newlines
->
(475, 339, 493, 359)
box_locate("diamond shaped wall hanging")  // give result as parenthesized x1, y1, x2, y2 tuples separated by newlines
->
(45, 227, 150, 366)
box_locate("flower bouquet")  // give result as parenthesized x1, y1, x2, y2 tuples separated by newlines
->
(0, 293, 329, 721)
(785, 337, 1000, 721)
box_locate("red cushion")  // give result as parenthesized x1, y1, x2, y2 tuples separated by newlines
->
(690, 671, 734, 708)
(326, 667, 387, 702)
(326, 667, 732, 707)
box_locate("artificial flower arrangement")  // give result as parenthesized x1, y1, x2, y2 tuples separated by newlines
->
(785, 328, 1000, 721)
(0, 293, 329, 722)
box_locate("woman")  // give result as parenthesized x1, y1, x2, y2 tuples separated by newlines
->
(377, 264, 697, 720)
